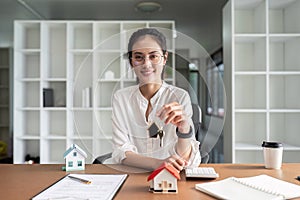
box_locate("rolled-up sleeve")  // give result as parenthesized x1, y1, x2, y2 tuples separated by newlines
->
(111, 92, 137, 163)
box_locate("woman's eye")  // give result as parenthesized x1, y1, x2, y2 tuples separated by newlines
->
(150, 54, 158, 59)
(134, 55, 143, 61)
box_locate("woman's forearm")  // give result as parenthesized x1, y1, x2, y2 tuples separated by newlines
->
(176, 138, 192, 161)
(122, 151, 162, 170)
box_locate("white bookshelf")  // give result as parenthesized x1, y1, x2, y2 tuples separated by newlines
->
(14, 20, 175, 164)
(223, 0, 300, 163)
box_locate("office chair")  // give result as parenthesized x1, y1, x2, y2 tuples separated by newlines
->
(191, 104, 209, 164)
(93, 103, 209, 164)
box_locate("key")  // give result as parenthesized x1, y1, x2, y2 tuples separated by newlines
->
(157, 129, 164, 147)
(148, 123, 159, 138)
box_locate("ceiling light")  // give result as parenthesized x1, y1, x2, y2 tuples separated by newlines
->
(135, 2, 162, 13)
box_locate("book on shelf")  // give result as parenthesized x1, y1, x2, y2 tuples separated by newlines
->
(195, 174, 300, 200)
(82, 87, 91, 108)
(43, 88, 54, 107)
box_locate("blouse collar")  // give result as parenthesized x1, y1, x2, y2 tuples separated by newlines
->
(137, 81, 168, 105)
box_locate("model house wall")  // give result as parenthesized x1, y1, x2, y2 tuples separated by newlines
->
(64, 144, 87, 171)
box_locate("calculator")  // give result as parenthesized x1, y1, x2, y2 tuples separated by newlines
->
(185, 167, 219, 179)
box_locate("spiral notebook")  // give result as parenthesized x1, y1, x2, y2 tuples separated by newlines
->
(195, 174, 300, 200)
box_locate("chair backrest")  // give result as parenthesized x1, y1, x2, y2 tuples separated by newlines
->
(191, 103, 209, 164)
(192, 103, 202, 131)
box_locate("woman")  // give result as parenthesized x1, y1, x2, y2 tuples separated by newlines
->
(110, 28, 201, 171)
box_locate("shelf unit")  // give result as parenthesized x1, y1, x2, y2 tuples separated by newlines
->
(14, 20, 175, 164)
(0, 48, 12, 160)
(223, 0, 300, 163)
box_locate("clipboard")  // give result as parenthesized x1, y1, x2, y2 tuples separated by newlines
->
(32, 173, 128, 200)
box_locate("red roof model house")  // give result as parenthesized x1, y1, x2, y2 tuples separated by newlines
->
(147, 163, 180, 193)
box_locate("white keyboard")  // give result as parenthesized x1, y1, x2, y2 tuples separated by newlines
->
(185, 167, 219, 179)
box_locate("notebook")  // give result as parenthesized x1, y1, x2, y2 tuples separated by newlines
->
(195, 174, 300, 200)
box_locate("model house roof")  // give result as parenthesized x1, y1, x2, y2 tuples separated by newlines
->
(147, 163, 181, 181)
(63, 144, 87, 158)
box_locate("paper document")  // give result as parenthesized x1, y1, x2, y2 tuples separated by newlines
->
(32, 174, 128, 200)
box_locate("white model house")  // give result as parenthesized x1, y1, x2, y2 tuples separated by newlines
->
(147, 163, 180, 193)
(63, 144, 87, 171)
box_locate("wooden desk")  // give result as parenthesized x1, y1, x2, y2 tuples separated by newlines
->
(1, 163, 300, 200)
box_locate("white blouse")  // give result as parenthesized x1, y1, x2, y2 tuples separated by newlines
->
(107, 82, 201, 167)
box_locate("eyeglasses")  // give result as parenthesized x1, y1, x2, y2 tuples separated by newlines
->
(131, 53, 164, 65)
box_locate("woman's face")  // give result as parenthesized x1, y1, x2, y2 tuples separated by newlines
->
(131, 35, 168, 85)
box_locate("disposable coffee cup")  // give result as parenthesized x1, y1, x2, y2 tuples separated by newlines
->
(262, 141, 283, 169)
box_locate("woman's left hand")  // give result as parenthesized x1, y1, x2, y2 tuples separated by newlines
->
(156, 102, 190, 133)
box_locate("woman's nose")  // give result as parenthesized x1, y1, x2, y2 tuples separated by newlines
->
(143, 56, 152, 66)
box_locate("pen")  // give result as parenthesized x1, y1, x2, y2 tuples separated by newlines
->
(68, 175, 92, 184)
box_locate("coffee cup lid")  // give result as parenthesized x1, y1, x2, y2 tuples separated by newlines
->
(262, 141, 283, 148)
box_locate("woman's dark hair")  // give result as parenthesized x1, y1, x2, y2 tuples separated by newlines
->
(127, 28, 167, 60)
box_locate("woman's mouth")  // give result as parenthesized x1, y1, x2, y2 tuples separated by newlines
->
(141, 70, 154, 76)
